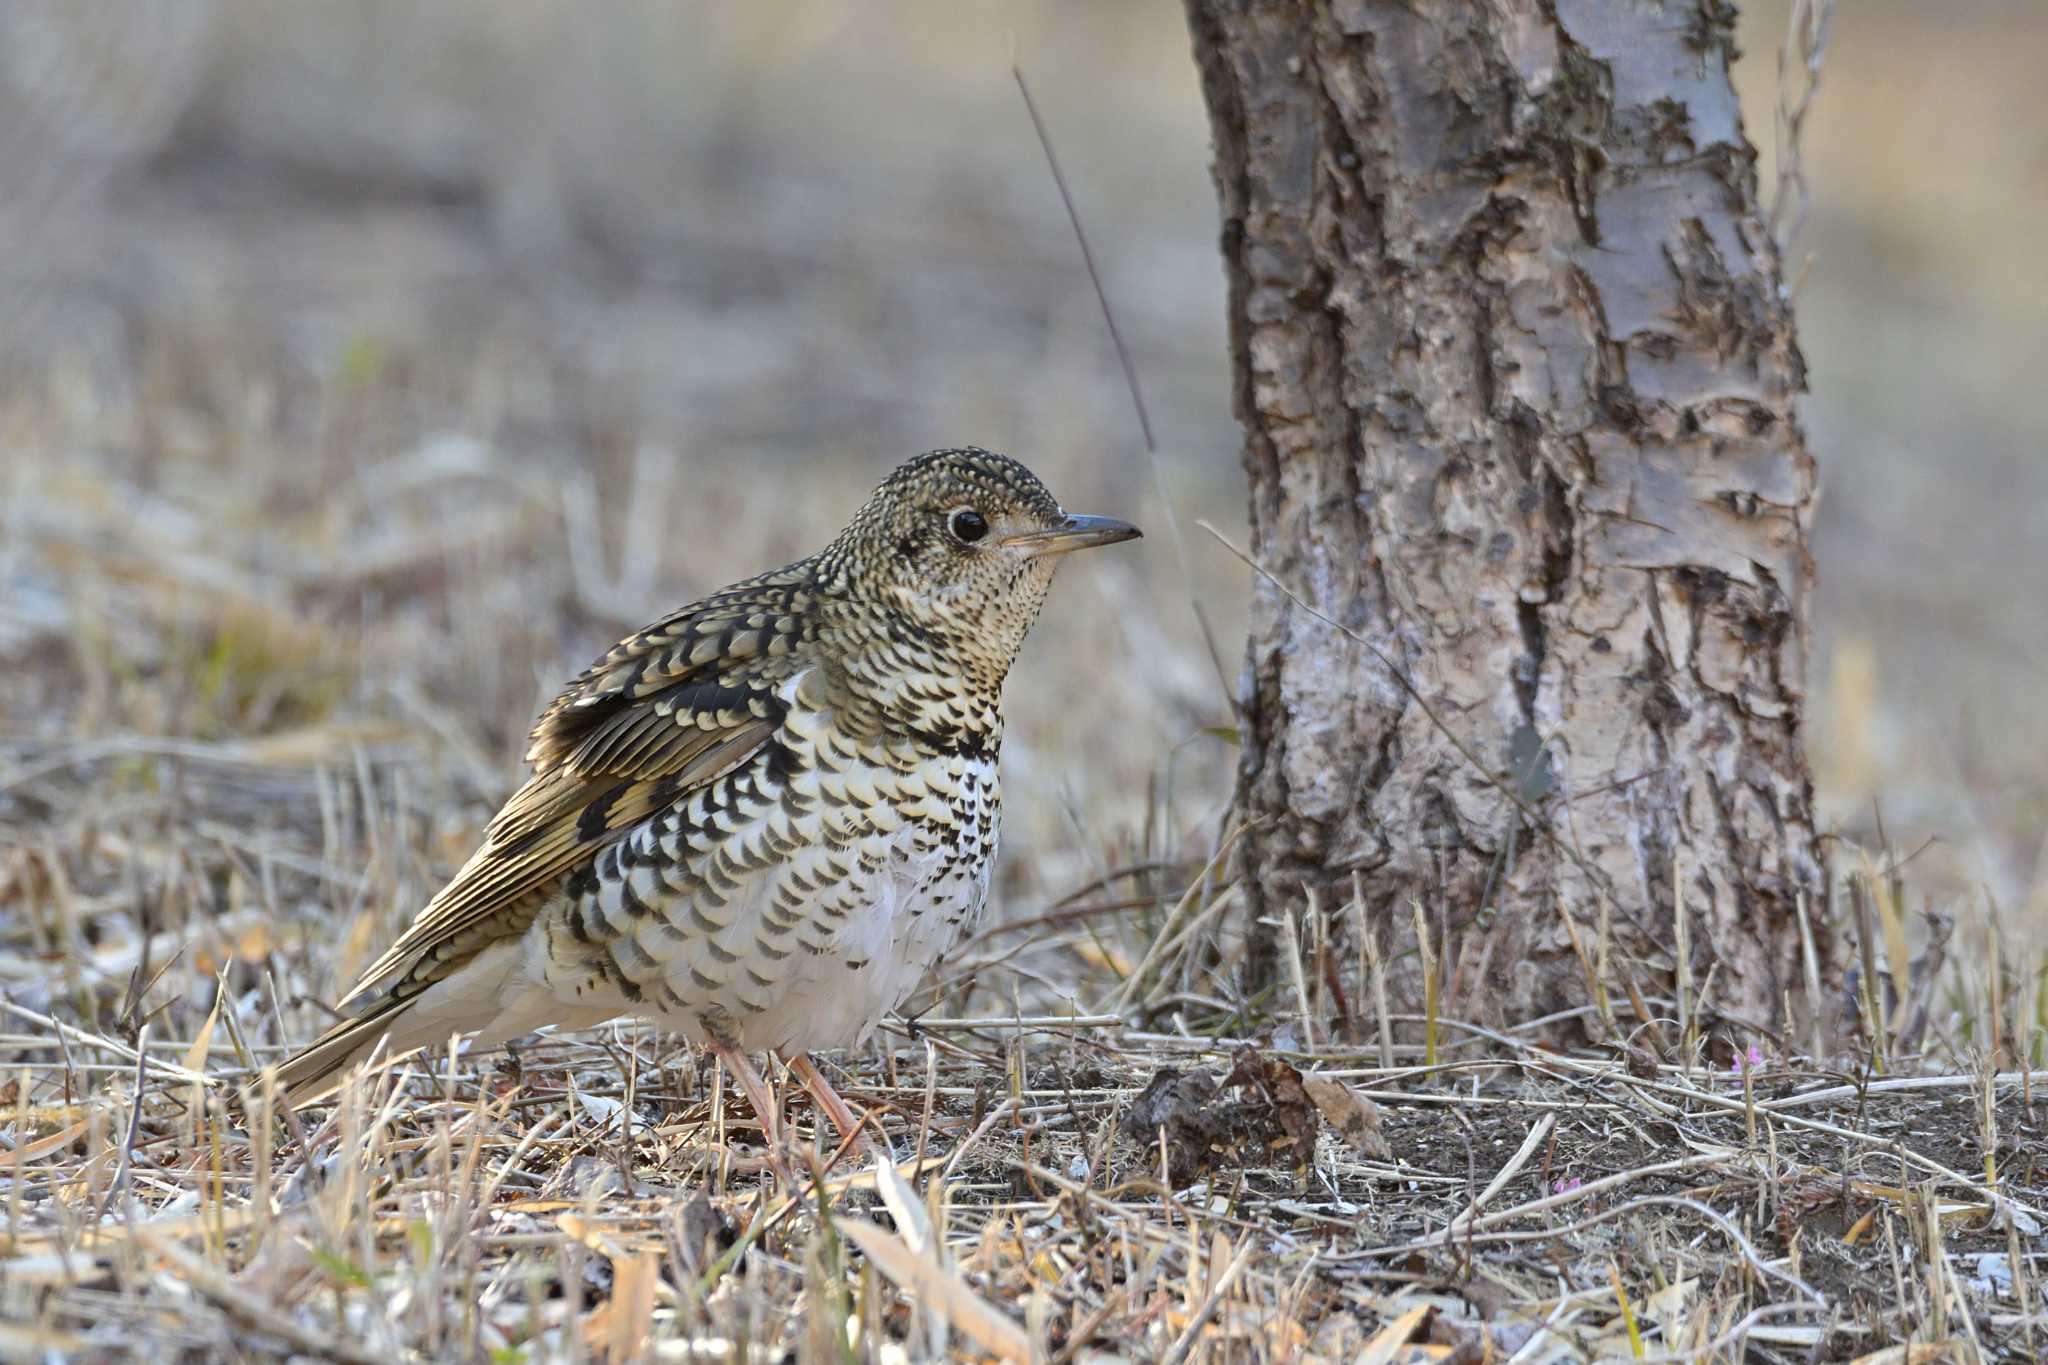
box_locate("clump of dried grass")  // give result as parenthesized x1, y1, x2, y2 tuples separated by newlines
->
(5, 684, 2044, 1362)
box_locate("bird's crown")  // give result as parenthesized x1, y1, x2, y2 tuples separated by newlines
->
(829, 447, 1063, 564)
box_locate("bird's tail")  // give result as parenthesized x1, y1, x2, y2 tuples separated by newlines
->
(271, 995, 423, 1108)
(271, 942, 535, 1108)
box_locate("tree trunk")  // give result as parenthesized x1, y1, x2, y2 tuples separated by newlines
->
(1183, 0, 1834, 1039)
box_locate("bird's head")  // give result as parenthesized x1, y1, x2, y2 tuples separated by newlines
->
(826, 447, 1141, 681)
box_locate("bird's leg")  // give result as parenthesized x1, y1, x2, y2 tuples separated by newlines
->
(709, 1040, 785, 1159)
(783, 1052, 882, 1161)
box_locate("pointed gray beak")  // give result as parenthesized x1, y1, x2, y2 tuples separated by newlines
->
(1004, 513, 1143, 558)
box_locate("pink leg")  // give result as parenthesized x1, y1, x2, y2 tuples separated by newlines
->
(784, 1052, 882, 1160)
(709, 1039, 784, 1156)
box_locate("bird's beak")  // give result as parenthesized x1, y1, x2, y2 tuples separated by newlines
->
(1004, 513, 1143, 558)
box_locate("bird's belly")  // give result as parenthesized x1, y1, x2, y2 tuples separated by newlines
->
(730, 845, 990, 1053)
(530, 770, 997, 1054)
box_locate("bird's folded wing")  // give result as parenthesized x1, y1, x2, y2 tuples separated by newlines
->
(337, 601, 798, 1008)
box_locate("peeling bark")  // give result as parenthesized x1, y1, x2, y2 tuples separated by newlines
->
(1184, 0, 1835, 1035)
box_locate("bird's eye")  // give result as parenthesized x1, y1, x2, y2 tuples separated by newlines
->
(948, 508, 989, 544)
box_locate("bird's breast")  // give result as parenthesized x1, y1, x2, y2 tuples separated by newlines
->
(535, 714, 1001, 1053)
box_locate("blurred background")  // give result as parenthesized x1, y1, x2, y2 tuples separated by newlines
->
(3, 0, 2045, 998)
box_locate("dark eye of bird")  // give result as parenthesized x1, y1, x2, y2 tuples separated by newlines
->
(948, 508, 989, 544)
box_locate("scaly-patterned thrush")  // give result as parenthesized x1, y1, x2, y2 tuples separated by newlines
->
(276, 448, 1140, 1150)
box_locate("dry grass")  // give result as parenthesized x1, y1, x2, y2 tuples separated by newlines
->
(2, 751, 2044, 1362)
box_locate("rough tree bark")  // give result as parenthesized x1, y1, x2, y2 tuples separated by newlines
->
(1183, 0, 1835, 1036)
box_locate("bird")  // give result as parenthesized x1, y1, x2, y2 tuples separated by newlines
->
(274, 447, 1140, 1152)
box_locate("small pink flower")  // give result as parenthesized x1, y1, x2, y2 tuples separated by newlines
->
(1732, 1043, 1766, 1075)
(1552, 1176, 1582, 1195)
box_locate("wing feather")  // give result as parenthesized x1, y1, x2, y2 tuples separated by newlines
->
(335, 570, 812, 1009)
